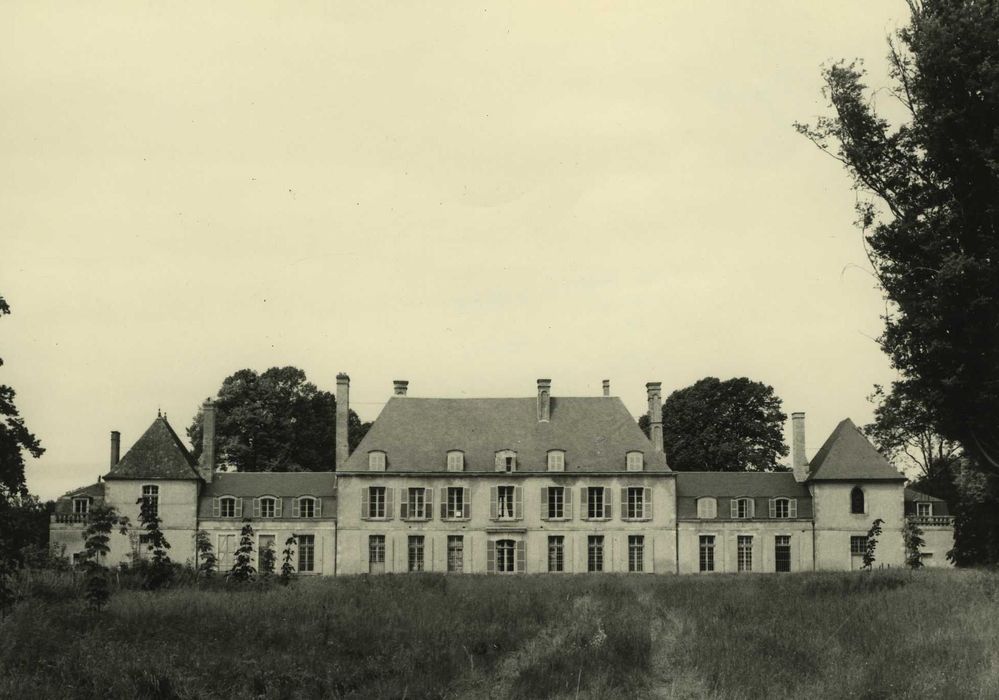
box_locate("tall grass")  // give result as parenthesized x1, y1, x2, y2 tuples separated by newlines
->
(1, 569, 996, 699)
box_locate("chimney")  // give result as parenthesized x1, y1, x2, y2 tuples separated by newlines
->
(393, 380, 409, 396)
(336, 373, 350, 469)
(646, 382, 664, 453)
(602, 379, 610, 397)
(200, 400, 216, 482)
(110, 430, 121, 468)
(792, 412, 808, 482)
(537, 379, 551, 422)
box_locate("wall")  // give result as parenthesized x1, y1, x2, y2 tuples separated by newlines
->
(198, 519, 336, 576)
(812, 481, 905, 570)
(916, 521, 955, 567)
(677, 521, 814, 574)
(102, 478, 200, 567)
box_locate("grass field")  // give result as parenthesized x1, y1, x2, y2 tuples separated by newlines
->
(1, 568, 997, 699)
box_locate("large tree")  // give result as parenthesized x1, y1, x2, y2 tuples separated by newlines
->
(640, 377, 788, 472)
(0, 296, 44, 499)
(795, 1, 999, 474)
(187, 366, 370, 472)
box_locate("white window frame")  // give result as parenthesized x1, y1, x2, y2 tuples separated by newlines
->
(368, 451, 387, 472)
(219, 496, 238, 518)
(141, 484, 159, 518)
(730, 497, 754, 519)
(368, 486, 388, 520)
(626, 451, 644, 472)
(446, 450, 464, 472)
(296, 496, 319, 519)
(547, 450, 565, 472)
(916, 502, 933, 517)
(696, 497, 717, 519)
(258, 496, 277, 518)
(737, 534, 753, 572)
(497, 485, 516, 520)
(72, 497, 90, 515)
(769, 497, 797, 519)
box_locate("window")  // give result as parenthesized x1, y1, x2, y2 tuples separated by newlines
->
(72, 498, 90, 515)
(258, 496, 277, 518)
(366, 487, 388, 519)
(495, 450, 517, 472)
(770, 497, 796, 519)
(217, 534, 235, 570)
(220, 496, 237, 518)
(625, 487, 648, 520)
(737, 535, 753, 572)
(775, 535, 791, 573)
(403, 488, 430, 520)
(258, 535, 276, 573)
(731, 498, 754, 519)
(368, 451, 386, 471)
(628, 535, 644, 573)
(587, 535, 604, 572)
(546, 486, 566, 520)
(447, 451, 464, 472)
(445, 487, 467, 519)
(696, 497, 717, 519)
(916, 502, 933, 517)
(298, 534, 315, 573)
(496, 485, 517, 520)
(496, 539, 516, 573)
(850, 487, 865, 514)
(547, 450, 565, 472)
(850, 536, 868, 556)
(626, 451, 644, 472)
(586, 487, 610, 520)
(548, 536, 565, 573)
(296, 496, 318, 518)
(447, 535, 464, 573)
(408, 535, 425, 572)
(369, 535, 385, 574)
(142, 485, 159, 518)
(699, 535, 715, 572)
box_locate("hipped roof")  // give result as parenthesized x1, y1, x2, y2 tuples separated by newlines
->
(806, 418, 905, 481)
(104, 416, 200, 480)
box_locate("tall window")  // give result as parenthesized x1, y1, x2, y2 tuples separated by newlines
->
(298, 534, 315, 573)
(548, 536, 565, 573)
(259, 497, 276, 518)
(368, 451, 386, 471)
(731, 498, 753, 519)
(368, 535, 385, 574)
(217, 534, 235, 570)
(258, 535, 275, 571)
(775, 535, 791, 573)
(850, 536, 868, 557)
(587, 535, 604, 572)
(446, 487, 466, 519)
(496, 539, 516, 573)
(298, 496, 317, 518)
(916, 502, 933, 517)
(498, 486, 515, 519)
(697, 497, 717, 519)
(850, 487, 865, 514)
(505, 457, 514, 472)
(406, 488, 427, 520)
(699, 535, 715, 572)
(142, 485, 159, 518)
(369, 487, 386, 519)
(408, 535, 425, 572)
(626, 487, 646, 519)
(737, 535, 753, 572)
(547, 487, 565, 519)
(587, 487, 607, 519)
(447, 535, 464, 573)
(547, 450, 565, 472)
(73, 498, 90, 515)
(447, 451, 464, 472)
(220, 496, 237, 518)
(628, 535, 644, 573)
(626, 451, 644, 472)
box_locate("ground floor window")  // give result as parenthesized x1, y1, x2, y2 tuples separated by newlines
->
(447, 535, 463, 573)
(217, 534, 235, 570)
(298, 534, 315, 573)
(548, 535, 564, 572)
(587, 535, 604, 572)
(699, 535, 715, 572)
(408, 535, 425, 572)
(628, 535, 644, 572)
(850, 536, 867, 556)
(737, 535, 752, 572)
(775, 535, 791, 573)
(258, 534, 276, 574)
(496, 539, 515, 573)
(369, 535, 385, 574)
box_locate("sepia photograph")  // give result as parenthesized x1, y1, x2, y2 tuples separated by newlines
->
(2, 1, 998, 698)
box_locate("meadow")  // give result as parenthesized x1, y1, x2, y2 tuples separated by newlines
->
(1, 568, 997, 699)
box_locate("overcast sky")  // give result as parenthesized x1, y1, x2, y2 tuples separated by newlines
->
(3, 1, 912, 500)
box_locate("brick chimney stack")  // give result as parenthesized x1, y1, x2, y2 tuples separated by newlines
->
(537, 379, 551, 422)
(110, 431, 120, 468)
(602, 379, 610, 397)
(646, 382, 664, 453)
(393, 380, 409, 396)
(336, 373, 350, 469)
(200, 400, 216, 483)
(792, 412, 808, 482)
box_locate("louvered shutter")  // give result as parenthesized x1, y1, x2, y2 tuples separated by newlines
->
(580, 487, 588, 520)
(730, 499, 738, 518)
(516, 541, 526, 573)
(789, 499, 798, 518)
(490, 486, 498, 520)
(747, 499, 754, 518)
(644, 487, 653, 520)
(603, 487, 611, 519)
(361, 488, 370, 520)
(768, 498, 776, 519)
(253, 498, 261, 518)
(439, 487, 447, 519)
(275, 498, 283, 518)
(487, 541, 496, 573)
(462, 487, 470, 519)
(621, 488, 628, 520)
(424, 488, 433, 521)
(565, 488, 572, 519)
(540, 487, 549, 520)
(316, 497, 322, 517)
(292, 498, 300, 518)
(212, 497, 220, 517)
(235, 498, 243, 518)
(400, 489, 409, 519)
(386, 489, 394, 520)
(514, 487, 523, 520)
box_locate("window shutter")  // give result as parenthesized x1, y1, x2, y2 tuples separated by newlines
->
(252, 498, 260, 518)
(620, 488, 628, 520)
(440, 487, 447, 519)
(516, 541, 526, 573)
(235, 498, 243, 518)
(565, 488, 572, 519)
(490, 486, 498, 520)
(580, 487, 587, 520)
(212, 497, 220, 518)
(769, 499, 776, 519)
(487, 541, 496, 574)
(362, 488, 370, 520)
(603, 487, 612, 519)
(748, 499, 754, 518)
(400, 489, 409, 519)
(275, 498, 283, 518)
(386, 488, 394, 520)
(514, 486, 523, 520)
(424, 488, 433, 520)
(644, 487, 653, 520)
(790, 499, 798, 518)
(316, 498, 323, 517)
(292, 498, 300, 518)
(463, 487, 470, 519)
(730, 499, 738, 518)
(540, 487, 549, 520)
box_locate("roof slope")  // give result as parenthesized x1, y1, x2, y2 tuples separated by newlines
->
(676, 471, 811, 499)
(105, 416, 200, 480)
(904, 488, 946, 503)
(342, 396, 669, 473)
(807, 418, 905, 481)
(201, 471, 336, 497)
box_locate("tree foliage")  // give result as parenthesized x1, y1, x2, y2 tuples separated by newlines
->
(229, 519, 256, 582)
(796, 1, 999, 474)
(187, 366, 371, 472)
(902, 517, 925, 569)
(195, 530, 216, 579)
(280, 534, 297, 585)
(863, 518, 885, 570)
(0, 295, 44, 498)
(640, 377, 788, 472)
(136, 496, 172, 589)
(81, 506, 128, 611)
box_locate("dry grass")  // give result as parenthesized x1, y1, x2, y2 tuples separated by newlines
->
(1, 569, 997, 699)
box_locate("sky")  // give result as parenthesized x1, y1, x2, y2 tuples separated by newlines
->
(2, 1, 913, 500)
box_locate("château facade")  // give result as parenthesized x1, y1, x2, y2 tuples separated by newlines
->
(51, 375, 956, 575)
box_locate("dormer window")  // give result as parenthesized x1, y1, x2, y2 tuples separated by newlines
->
(447, 450, 464, 472)
(547, 450, 565, 472)
(769, 497, 797, 519)
(696, 497, 717, 519)
(72, 497, 90, 515)
(730, 497, 754, 519)
(295, 496, 320, 518)
(916, 502, 932, 517)
(368, 451, 386, 472)
(626, 451, 644, 472)
(495, 450, 517, 473)
(220, 496, 238, 518)
(255, 495, 280, 518)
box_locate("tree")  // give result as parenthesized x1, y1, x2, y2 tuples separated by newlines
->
(81, 506, 128, 611)
(259, 540, 276, 577)
(862, 518, 884, 571)
(136, 496, 172, 589)
(187, 367, 372, 472)
(903, 517, 925, 569)
(280, 534, 297, 585)
(195, 530, 217, 579)
(639, 377, 788, 472)
(229, 519, 256, 582)
(0, 297, 45, 498)
(795, 2, 999, 475)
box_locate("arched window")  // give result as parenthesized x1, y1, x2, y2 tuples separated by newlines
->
(730, 497, 754, 519)
(256, 495, 279, 518)
(626, 451, 644, 472)
(696, 497, 717, 519)
(219, 496, 237, 518)
(850, 487, 865, 514)
(296, 496, 320, 518)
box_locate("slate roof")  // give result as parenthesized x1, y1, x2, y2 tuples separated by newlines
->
(806, 418, 906, 481)
(341, 396, 669, 473)
(675, 471, 811, 499)
(54, 481, 106, 514)
(104, 416, 201, 480)
(201, 471, 336, 497)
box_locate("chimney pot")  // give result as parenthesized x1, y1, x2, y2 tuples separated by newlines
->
(537, 378, 552, 422)
(335, 373, 351, 469)
(602, 379, 610, 397)
(393, 380, 409, 396)
(792, 412, 808, 482)
(646, 382, 665, 454)
(110, 430, 121, 468)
